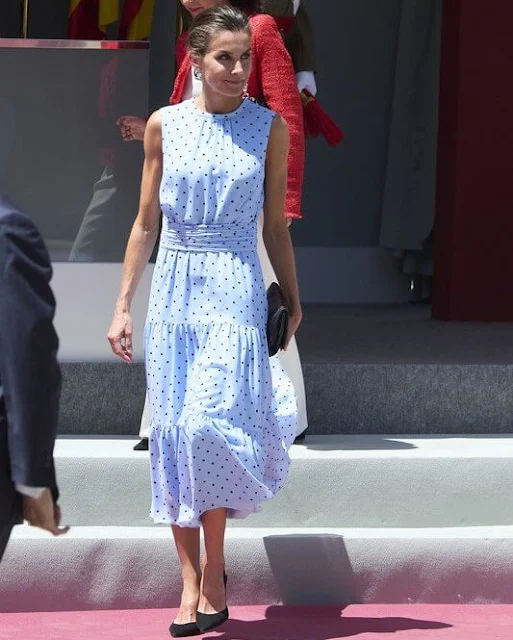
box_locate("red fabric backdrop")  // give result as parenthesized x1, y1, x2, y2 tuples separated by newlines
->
(433, 0, 513, 320)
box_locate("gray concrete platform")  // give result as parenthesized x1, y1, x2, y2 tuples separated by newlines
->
(3, 524, 513, 611)
(59, 361, 513, 435)
(54, 435, 513, 529)
(298, 305, 513, 365)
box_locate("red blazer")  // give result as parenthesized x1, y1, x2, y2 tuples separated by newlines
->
(169, 14, 305, 219)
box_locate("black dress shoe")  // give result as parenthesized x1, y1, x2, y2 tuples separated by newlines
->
(196, 572, 229, 633)
(133, 437, 149, 451)
(169, 621, 200, 638)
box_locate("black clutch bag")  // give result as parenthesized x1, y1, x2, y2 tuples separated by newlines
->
(266, 282, 289, 357)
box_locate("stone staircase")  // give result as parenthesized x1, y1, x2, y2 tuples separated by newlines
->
(2, 305, 513, 612)
(3, 434, 513, 611)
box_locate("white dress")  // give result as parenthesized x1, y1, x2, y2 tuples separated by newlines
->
(145, 99, 296, 526)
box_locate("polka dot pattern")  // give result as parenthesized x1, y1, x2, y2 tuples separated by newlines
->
(145, 99, 297, 528)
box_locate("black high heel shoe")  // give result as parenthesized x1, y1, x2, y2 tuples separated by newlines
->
(169, 619, 200, 638)
(196, 572, 229, 633)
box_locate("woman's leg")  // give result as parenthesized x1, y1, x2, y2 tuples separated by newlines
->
(171, 525, 201, 624)
(198, 508, 228, 614)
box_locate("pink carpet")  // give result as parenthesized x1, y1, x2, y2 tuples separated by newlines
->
(0, 605, 511, 640)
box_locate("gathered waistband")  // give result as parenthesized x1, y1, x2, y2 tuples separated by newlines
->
(160, 222, 257, 252)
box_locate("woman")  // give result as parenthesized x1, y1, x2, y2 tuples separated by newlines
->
(126, 0, 309, 452)
(108, 5, 301, 637)
(178, 0, 319, 97)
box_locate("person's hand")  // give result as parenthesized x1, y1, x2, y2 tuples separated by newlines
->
(116, 115, 147, 142)
(54, 502, 63, 528)
(284, 305, 302, 350)
(23, 489, 69, 536)
(108, 307, 134, 363)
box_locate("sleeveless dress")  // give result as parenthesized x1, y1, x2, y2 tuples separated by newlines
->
(145, 99, 297, 527)
(137, 70, 308, 441)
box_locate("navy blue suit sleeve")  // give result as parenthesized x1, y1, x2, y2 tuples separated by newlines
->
(0, 210, 60, 493)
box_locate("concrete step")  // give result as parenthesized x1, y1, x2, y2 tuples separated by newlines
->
(54, 435, 513, 528)
(58, 362, 513, 436)
(2, 524, 513, 611)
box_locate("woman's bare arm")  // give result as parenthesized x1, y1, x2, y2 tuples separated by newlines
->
(263, 115, 302, 346)
(108, 110, 162, 361)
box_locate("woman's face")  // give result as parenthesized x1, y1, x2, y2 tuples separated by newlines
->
(180, 0, 226, 19)
(194, 30, 252, 98)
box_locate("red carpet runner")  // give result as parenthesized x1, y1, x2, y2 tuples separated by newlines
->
(0, 605, 511, 639)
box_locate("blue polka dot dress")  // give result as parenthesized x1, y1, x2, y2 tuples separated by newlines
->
(145, 98, 297, 527)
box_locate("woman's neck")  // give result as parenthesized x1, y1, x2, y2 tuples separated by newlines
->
(195, 89, 243, 115)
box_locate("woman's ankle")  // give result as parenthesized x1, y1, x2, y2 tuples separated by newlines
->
(182, 566, 201, 585)
(202, 559, 225, 574)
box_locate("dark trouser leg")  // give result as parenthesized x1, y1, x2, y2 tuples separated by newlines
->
(0, 519, 15, 563)
(69, 164, 155, 263)
(68, 167, 120, 262)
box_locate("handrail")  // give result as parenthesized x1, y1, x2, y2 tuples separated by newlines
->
(0, 39, 149, 50)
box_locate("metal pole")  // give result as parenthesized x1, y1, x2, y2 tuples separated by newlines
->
(22, 0, 29, 38)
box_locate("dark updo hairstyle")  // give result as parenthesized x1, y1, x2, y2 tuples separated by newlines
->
(188, 4, 252, 59)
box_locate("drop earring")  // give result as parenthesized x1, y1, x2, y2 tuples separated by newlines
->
(194, 68, 202, 81)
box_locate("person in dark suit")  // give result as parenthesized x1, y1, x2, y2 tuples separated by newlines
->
(0, 194, 67, 561)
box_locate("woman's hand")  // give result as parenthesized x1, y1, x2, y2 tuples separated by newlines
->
(108, 306, 134, 363)
(284, 305, 302, 351)
(116, 115, 147, 142)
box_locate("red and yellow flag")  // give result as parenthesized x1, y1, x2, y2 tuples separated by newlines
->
(99, 0, 120, 33)
(119, 0, 155, 40)
(68, 0, 120, 40)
